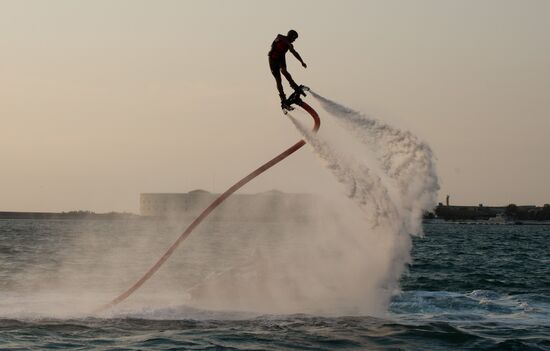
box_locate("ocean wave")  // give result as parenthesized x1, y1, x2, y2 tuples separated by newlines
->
(1, 313, 549, 351)
(390, 290, 550, 327)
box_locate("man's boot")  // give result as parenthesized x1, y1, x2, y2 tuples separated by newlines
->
(280, 93, 293, 111)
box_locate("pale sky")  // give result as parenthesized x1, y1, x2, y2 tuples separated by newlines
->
(1, 0, 549, 213)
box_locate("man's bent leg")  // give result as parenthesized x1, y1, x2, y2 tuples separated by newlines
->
(281, 68, 299, 91)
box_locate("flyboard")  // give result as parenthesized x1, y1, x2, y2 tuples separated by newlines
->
(95, 86, 319, 313)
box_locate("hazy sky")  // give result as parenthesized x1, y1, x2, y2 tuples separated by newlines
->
(2, 0, 549, 212)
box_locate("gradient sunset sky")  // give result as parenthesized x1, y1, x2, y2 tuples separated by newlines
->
(2, 0, 549, 212)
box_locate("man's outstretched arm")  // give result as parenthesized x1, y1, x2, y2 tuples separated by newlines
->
(290, 48, 307, 68)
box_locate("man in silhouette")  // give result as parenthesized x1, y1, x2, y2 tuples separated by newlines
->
(268, 30, 307, 110)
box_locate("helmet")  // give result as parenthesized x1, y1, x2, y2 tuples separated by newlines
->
(287, 30, 298, 40)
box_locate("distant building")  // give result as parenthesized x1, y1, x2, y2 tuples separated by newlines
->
(140, 190, 318, 220)
(434, 203, 539, 221)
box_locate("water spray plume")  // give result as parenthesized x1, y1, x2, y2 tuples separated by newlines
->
(285, 90, 439, 314)
(289, 114, 398, 228)
(308, 90, 439, 235)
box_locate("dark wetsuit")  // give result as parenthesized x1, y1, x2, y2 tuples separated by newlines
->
(269, 35, 292, 74)
(268, 34, 299, 99)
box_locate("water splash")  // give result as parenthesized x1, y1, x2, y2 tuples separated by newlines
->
(282, 91, 439, 315)
(288, 114, 399, 228)
(308, 90, 439, 235)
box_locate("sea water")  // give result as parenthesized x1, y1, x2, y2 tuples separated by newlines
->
(0, 219, 548, 350)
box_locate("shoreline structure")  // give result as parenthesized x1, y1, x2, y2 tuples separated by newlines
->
(1, 190, 549, 222)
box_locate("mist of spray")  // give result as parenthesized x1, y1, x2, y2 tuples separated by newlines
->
(289, 115, 399, 229)
(308, 90, 439, 235)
